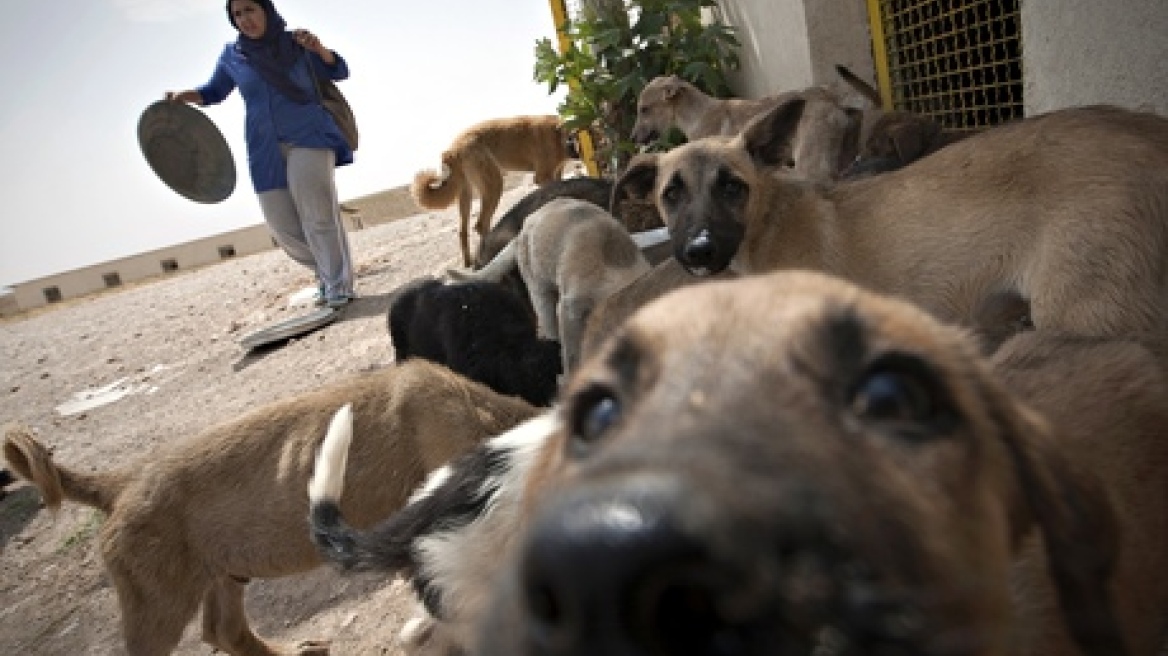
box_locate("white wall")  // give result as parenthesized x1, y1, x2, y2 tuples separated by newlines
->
(714, 0, 874, 98)
(1023, 0, 1168, 115)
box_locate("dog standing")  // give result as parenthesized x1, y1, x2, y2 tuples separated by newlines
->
(462, 198, 652, 374)
(2, 360, 536, 656)
(477, 271, 1168, 656)
(412, 115, 578, 267)
(630, 75, 861, 182)
(614, 100, 1168, 342)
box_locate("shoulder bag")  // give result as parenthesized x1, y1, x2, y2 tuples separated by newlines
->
(307, 54, 359, 152)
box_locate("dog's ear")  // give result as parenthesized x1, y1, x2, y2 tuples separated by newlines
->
(996, 400, 1129, 656)
(835, 107, 865, 177)
(610, 154, 660, 221)
(741, 98, 807, 169)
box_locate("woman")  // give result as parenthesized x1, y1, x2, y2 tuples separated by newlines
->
(167, 0, 356, 308)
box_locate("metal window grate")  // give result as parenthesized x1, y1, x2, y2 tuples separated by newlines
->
(868, 0, 1023, 130)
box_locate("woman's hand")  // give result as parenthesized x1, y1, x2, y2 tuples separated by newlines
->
(293, 29, 336, 65)
(164, 90, 203, 106)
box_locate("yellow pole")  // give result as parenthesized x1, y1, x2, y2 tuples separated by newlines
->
(548, 0, 601, 177)
(865, 0, 895, 110)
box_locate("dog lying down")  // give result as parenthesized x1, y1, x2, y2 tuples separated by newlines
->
(2, 359, 537, 656)
(313, 270, 1166, 656)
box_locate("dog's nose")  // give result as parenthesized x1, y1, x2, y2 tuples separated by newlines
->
(681, 229, 719, 273)
(516, 476, 743, 656)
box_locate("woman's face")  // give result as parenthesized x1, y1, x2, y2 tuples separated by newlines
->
(230, 0, 267, 39)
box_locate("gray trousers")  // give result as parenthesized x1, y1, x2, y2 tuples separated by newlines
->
(257, 146, 354, 299)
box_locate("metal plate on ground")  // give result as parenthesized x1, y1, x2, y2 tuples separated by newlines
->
(239, 307, 339, 351)
(138, 100, 236, 204)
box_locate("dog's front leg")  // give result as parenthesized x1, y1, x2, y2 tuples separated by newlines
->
(558, 294, 593, 374)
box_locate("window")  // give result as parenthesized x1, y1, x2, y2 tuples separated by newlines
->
(103, 272, 122, 288)
(218, 245, 237, 259)
(869, 0, 1023, 130)
(43, 286, 63, 303)
(161, 258, 179, 273)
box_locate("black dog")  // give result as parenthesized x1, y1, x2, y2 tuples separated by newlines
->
(388, 277, 562, 407)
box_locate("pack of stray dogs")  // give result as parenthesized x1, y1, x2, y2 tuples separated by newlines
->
(5, 66, 1168, 656)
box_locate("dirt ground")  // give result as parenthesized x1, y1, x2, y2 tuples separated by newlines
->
(0, 184, 537, 655)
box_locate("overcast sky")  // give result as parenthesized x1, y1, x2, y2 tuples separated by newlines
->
(0, 0, 564, 287)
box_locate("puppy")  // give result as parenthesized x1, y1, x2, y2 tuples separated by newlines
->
(388, 277, 562, 407)
(464, 198, 652, 374)
(411, 115, 578, 267)
(471, 177, 619, 317)
(630, 75, 861, 182)
(613, 100, 1168, 342)
(2, 360, 536, 656)
(478, 270, 1168, 656)
(475, 177, 616, 270)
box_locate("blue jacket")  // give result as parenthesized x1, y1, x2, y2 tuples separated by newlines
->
(197, 44, 354, 193)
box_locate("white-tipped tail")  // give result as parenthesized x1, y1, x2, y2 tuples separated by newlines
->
(468, 238, 518, 283)
(309, 403, 355, 503)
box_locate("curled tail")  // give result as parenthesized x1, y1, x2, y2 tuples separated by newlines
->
(3, 424, 125, 512)
(411, 154, 465, 211)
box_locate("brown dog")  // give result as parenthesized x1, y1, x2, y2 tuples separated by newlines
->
(2, 360, 536, 656)
(613, 100, 1168, 342)
(479, 271, 1168, 656)
(412, 115, 578, 267)
(630, 75, 861, 182)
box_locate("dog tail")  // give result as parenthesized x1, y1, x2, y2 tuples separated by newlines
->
(3, 424, 125, 512)
(411, 153, 464, 210)
(308, 404, 417, 572)
(459, 238, 518, 284)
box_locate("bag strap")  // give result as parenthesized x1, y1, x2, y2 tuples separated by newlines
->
(302, 46, 326, 105)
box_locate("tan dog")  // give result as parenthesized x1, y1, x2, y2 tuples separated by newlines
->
(412, 115, 577, 267)
(613, 100, 1168, 341)
(479, 271, 1168, 656)
(630, 75, 861, 182)
(2, 360, 536, 656)
(460, 198, 652, 374)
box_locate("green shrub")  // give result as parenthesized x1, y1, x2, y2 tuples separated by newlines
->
(535, 0, 740, 176)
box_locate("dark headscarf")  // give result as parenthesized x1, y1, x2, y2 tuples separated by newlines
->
(228, 0, 313, 104)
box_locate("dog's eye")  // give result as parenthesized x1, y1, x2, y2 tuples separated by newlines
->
(849, 355, 954, 437)
(568, 386, 622, 456)
(662, 181, 685, 205)
(717, 177, 747, 202)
